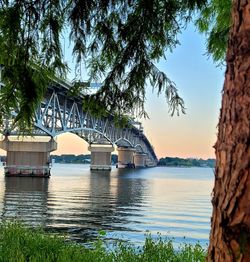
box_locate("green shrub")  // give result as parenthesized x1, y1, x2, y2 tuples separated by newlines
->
(0, 222, 207, 262)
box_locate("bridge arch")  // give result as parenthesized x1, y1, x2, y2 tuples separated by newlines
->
(134, 144, 145, 153)
(114, 138, 133, 148)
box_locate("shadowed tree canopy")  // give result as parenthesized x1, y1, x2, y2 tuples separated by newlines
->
(195, 0, 232, 63)
(0, 0, 231, 131)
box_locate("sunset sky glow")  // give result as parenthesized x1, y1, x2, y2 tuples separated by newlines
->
(0, 24, 224, 159)
(54, 24, 224, 159)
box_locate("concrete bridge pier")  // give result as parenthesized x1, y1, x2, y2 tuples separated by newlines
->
(0, 136, 57, 177)
(134, 153, 147, 168)
(88, 144, 114, 170)
(145, 157, 156, 167)
(117, 147, 135, 168)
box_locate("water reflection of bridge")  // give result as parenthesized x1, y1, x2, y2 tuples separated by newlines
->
(0, 79, 157, 176)
(0, 167, 148, 242)
(1, 177, 49, 226)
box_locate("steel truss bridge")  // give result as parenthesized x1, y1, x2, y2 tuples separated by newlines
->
(1, 79, 158, 166)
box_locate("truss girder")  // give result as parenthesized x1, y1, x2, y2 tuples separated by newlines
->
(2, 84, 158, 165)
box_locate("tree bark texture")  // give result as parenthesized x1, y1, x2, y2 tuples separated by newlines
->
(208, 0, 250, 261)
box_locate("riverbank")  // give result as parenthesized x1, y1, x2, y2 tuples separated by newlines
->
(158, 157, 215, 168)
(1, 222, 206, 261)
(49, 154, 215, 168)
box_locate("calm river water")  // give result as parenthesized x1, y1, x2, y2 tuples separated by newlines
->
(0, 164, 214, 247)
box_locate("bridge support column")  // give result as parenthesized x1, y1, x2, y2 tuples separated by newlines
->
(145, 157, 156, 167)
(0, 137, 57, 177)
(134, 153, 147, 168)
(88, 145, 114, 170)
(117, 147, 135, 168)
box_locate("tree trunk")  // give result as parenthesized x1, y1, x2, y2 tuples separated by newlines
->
(207, 0, 250, 261)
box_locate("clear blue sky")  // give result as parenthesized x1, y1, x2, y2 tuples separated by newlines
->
(50, 23, 225, 159)
(140, 23, 225, 158)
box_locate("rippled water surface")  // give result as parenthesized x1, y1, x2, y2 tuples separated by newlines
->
(0, 164, 213, 246)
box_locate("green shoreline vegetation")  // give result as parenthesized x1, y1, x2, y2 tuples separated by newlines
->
(158, 157, 215, 168)
(1, 155, 215, 167)
(25, 154, 214, 168)
(1, 222, 206, 261)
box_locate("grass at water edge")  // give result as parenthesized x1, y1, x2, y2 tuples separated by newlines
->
(0, 222, 207, 261)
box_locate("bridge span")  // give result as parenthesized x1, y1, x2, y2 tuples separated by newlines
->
(0, 79, 158, 177)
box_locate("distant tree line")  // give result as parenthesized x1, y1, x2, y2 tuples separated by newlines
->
(1, 154, 214, 167)
(51, 154, 118, 164)
(158, 157, 215, 168)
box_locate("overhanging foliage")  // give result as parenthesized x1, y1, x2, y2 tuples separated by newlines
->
(0, 0, 230, 130)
